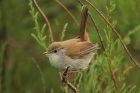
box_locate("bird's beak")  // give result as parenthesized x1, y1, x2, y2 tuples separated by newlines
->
(43, 51, 48, 54)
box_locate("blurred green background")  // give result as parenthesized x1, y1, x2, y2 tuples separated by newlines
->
(0, 0, 140, 93)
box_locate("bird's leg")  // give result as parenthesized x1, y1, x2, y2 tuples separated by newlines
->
(62, 66, 70, 85)
(62, 66, 78, 93)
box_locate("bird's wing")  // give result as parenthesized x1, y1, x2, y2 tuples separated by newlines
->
(64, 39, 100, 59)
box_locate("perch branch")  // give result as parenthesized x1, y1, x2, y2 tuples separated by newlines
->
(58, 73, 68, 93)
(62, 66, 78, 93)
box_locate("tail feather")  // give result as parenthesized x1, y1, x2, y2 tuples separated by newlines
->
(78, 5, 89, 41)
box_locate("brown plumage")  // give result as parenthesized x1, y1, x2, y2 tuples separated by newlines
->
(78, 5, 89, 41)
(45, 5, 100, 71)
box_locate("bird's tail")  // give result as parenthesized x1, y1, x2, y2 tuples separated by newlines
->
(78, 5, 89, 41)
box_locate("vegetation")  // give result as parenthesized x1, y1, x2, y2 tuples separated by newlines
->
(0, 0, 140, 93)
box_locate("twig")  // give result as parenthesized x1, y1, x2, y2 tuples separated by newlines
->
(58, 73, 68, 93)
(85, 0, 140, 70)
(107, 9, 120, 93)
(54, 19, 61, 39)
(88, 13, 106, 51)
(109, 59, 120, 93)
(32, 58, 46, 93)
(78, 0, 105, 51)
(62, 66, 70, 84)
(32, 0, 54, 43)
(55, 0, 79, 26)
(67, 82, 78, 93)
(62, 66, 78, 93)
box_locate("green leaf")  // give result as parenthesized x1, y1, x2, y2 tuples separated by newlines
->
(128, 85, 136, 93)
(31, 34, 41, 44)
(41, 24, 46, 35)
(61, 23, 68, 41)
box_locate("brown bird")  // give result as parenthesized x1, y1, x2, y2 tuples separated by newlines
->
(44, 5, 100, 72)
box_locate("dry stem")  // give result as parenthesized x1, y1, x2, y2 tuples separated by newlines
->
(55, 0, 79, 26)
(32, 0, 54, 43)
(54, 19, 61, 39)
(109, 59, 120, 93)
(32, 58, 46, 93)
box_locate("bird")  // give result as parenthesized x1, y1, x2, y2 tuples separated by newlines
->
(44, 5, 100, 73)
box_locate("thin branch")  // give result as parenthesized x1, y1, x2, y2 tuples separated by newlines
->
(55, 0, 79, 26)
(109, 59, 120, 93)
(78, 0, 105, 51)
(54, 19, 61, 39)
(32, 58, 46, 93)
(62, 66, 78, 93)
(88, 13, 106, 51)
(67, 82, 78, 93)
(58, 73, 68, 93)
(32, 0, 54, 43)
(85, 0, 140, 70)
(107, 7, 120, 93)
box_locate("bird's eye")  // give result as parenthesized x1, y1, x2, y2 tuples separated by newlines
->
(53, 49, 57, 53)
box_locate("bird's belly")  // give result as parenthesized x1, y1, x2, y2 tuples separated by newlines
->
(48, 52, 95, 72)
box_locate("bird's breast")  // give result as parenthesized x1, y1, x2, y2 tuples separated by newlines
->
(47, 50, 95, 72)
